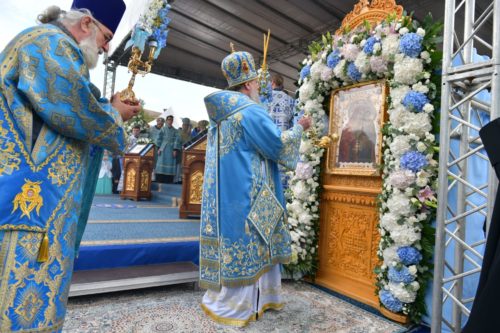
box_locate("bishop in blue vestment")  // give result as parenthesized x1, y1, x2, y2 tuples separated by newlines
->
(199, 49, 310, 326)
(0, 1, 139, 331)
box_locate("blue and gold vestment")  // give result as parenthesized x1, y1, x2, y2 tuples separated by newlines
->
(199, 91, 303, 290)
(0, 24, 126, 332)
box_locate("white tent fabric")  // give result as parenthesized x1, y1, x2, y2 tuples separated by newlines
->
(109, 0, 150, 57)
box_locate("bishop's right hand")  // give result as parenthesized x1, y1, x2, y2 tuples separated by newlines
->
(298, 116, 312, 131)
(111, 92, 141, 121)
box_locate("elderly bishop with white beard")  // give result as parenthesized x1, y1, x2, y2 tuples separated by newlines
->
(0, 0, 141, 331)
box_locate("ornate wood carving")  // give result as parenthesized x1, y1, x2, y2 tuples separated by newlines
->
(327, 205, 378, 281)
(335, 0, 404, 35)
(189, 170, 204, 204)
(140, 169, 149, 192)
(125, 168, 136, 191)
(180, 134, 207, 218)
(121, 144, 154, 201)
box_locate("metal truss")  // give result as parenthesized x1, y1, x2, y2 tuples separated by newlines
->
(102, 55, 117, 100)
(432, 0, 500, 332)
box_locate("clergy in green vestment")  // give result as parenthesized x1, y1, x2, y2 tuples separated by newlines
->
(156, 115, 181, 183)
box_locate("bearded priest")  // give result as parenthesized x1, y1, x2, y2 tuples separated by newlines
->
(199, 48, 311, 326)
(0, 1, 140, 331)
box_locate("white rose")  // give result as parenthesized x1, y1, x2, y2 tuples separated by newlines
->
(416, 142, 427, 152)
(408, 265, 418, 275)
(417, 28, 426, 37)
(423, 104, 434, 113)
(399, 27, 409, 35)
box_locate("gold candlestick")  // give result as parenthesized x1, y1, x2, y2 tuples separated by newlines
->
(120, 44, 157, 104)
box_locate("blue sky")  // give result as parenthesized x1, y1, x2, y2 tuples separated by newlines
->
(0, 0, 218, 123)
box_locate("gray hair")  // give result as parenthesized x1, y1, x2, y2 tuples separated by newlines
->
(37, 6, 94, 28)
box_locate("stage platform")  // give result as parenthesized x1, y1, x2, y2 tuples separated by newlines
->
(71, 183, 199, 296)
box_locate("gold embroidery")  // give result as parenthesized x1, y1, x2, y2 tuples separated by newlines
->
(0, 121, 21, 176)
(12, 180, 43, 219)
(14, 289, 44, 325)
(218, 112, 243, 157)
(47, 145, 80, 186)
(18, 233, 43, 258)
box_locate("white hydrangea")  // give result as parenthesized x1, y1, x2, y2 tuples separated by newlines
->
(354, 52, 371, 74)
(387, 193, 412, 216)
(402, 112, 432, 138)
(333, 59, 349, 81)
(412, 82, 429, 94)
(389, 135, 412, 157)
(389, 224, 421, 246)
(299, 81, 315, 101)
(389, 282, 417, 303)
(310, 61, 327, 81)
(390, 86, 411, 107)
(304, 99, 322, 114)
(341, 43, 360, 61)
(380, 213, 401, 230)
(389, 106, 411, 131)
(291, 181, 309, 201)
(382, 34, 400, 60)
(383, 246, 400, 264)
(388, 169, 416, 189)
(393, 57, 424, 85)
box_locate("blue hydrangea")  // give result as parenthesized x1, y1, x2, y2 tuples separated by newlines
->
(388, 266, 416, 284)
(399, 32, 423, 58)
(327, 50, 341, 68)
(347, 62, 361, 81)
(380, 290, 403, 313)
(402, 91, 429, 113)
(397, 246, 423, 265)
(363, 36, 380, 55)
(153, 29, 169, 48)
(300, 64, 311, 80)
(400, 151, 428, 173)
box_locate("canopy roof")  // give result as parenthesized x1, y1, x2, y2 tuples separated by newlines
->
(109, 0, 492, 93)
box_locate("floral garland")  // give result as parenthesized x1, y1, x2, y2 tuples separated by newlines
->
(286, 15, 442, 322)
(137, 0, 171, 49)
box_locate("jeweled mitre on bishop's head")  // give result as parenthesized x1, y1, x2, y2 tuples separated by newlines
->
(221, 50, 258, 88)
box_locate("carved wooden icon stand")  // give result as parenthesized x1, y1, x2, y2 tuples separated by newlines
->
(120, 144, 155, 201)
(179, 134, 207, 218)
(316, 0, 408, 325)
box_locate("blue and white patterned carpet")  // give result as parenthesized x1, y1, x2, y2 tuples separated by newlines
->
(64, 281, 406, 333)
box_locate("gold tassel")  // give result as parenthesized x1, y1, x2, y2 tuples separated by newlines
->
(245, 220, 250, 235)
(37, 232, 49, 262)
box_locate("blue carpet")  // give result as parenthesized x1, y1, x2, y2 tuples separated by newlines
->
(74, 183, 200, 270)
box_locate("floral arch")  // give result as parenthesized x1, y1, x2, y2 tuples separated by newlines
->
(285, 0, 442, 323)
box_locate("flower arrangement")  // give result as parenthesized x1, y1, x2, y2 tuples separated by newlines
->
(287, 14, 442, 323)
(138, 0, 171, 49)
(124, 100, 150, 138)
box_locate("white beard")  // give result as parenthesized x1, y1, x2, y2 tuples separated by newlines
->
(79, 30, 101, 69)
(249, 88, 260, 103)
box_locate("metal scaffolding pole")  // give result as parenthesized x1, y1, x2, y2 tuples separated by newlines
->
(103, 54, 117, 100)
(432, 0, 500, 332)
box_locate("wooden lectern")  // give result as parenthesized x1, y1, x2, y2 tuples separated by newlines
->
(120, 143, 155, 201)
(179, 134, 207, 218)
